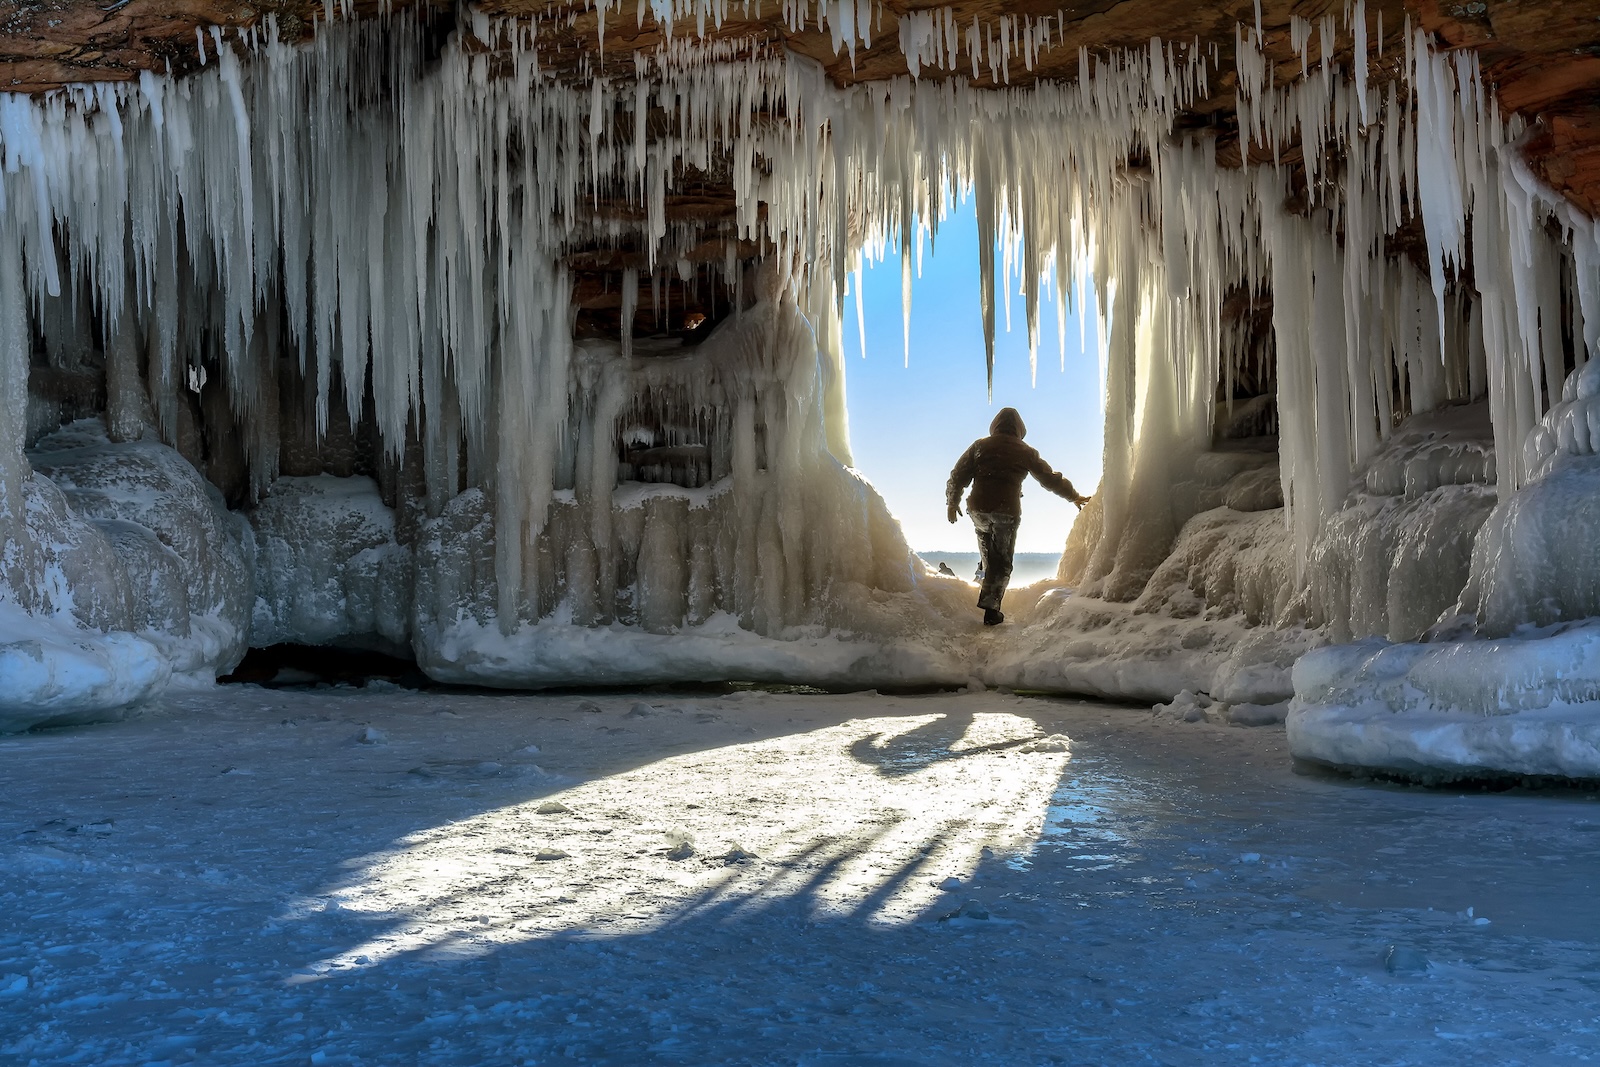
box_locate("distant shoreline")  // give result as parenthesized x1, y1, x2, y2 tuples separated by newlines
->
(916, 551, 1062, 585)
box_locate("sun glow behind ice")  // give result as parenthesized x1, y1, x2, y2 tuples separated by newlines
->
(283, 712, 1070, 979)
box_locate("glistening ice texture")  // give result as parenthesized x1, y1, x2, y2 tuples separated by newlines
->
(1288, 625, 1600, 780)
(5, 687, 1598, 1063)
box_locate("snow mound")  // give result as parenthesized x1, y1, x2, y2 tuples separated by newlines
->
(990, 588, 1320, 705)
(1287, 624, 1600, 781)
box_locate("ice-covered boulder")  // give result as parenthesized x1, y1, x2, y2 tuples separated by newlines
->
(0, 602, 169, 732)
(1297, 403, 1496, 642)
(248, 475, 412, 652)
(1452, 357, 1600, 636)
(29, 421, 255, 677)
(1463, 458, 1600, 636)
(0, 428, 232, 729)
(0, 473, 171, 729)
(1288, 626, 1600, 781)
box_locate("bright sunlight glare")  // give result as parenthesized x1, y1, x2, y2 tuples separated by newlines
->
(284, 712, 1072, 979)
(843, 199, 1105, 556)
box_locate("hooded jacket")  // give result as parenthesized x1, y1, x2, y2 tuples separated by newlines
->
(946, 408, 1080, 517)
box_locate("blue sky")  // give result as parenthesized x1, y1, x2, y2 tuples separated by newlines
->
(841, 201, 1105, 554)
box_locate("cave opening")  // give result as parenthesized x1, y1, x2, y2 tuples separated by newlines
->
(841, 196, 1105, 589)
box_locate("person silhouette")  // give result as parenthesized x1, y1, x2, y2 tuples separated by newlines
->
(945, 407, 1089, 625)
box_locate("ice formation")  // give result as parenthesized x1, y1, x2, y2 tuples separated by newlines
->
(1, 4, 1599, 779)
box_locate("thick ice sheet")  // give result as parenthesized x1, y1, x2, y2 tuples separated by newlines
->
(1288, 624, 1600, 780)
(418, 611, 975, 690)
(3, 687, 1595, 1065)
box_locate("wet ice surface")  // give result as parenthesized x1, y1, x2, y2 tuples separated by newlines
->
(2, 689, 1598, 1066)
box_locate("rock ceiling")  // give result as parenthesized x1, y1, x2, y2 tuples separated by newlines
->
(3, 1, 1598, 212)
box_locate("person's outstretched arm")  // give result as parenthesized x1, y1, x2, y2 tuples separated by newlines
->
(946, 444, 978, 523)
(1028, 451, 1090, 509)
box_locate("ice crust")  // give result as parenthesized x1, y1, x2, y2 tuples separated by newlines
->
(1288, 625, 1600, 780)
(419, 612, 972, 690)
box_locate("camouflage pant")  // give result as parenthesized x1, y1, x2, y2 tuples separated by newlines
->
(970, 510, 1020, 610)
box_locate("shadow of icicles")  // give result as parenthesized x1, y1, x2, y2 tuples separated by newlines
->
(281, 710, 1072, 980)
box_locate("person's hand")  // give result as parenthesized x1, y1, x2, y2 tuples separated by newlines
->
(947, 502, 961, 524)
(1073, 494, 1090, 510)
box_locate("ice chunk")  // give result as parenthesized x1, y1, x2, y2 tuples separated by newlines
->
(1383, 945, 1429, 975)
(0, 603, 169, 732)
(249, 475, 411, 653)
(29, 421, 254, 678)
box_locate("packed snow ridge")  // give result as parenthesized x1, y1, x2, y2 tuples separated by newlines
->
(3, 7, 1600, 780)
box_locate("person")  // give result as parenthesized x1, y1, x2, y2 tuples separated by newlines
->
(945, 407, 1089, 626)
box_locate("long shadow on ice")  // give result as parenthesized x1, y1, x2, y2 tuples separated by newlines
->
(847, 709, 1039, 777)
(7, 688, 1600, 1066)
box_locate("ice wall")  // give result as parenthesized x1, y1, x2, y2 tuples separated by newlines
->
(406, 296, 976, 688)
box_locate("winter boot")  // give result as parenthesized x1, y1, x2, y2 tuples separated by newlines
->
(983, 608, 1005, 626)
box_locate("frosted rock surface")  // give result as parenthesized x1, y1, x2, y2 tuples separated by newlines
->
(29, 421, 254, 676)
(1288, 626, 1600, 779)
(249, 475, 412, 652)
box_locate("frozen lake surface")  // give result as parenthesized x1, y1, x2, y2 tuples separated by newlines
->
(916, 552, 1061, 587)
(3, 686, 1598, 1065)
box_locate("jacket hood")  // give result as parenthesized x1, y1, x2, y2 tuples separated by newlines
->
(989, 407, 1026, 439)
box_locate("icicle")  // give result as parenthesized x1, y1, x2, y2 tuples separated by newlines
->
(1352, 0, 1369, 126)
(853, 265, 867, 360)
(621, 265, 638, 360)
(901, 222, 913, 367)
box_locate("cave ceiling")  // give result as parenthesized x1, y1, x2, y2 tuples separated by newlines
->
(3, 0, 1599, 302)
